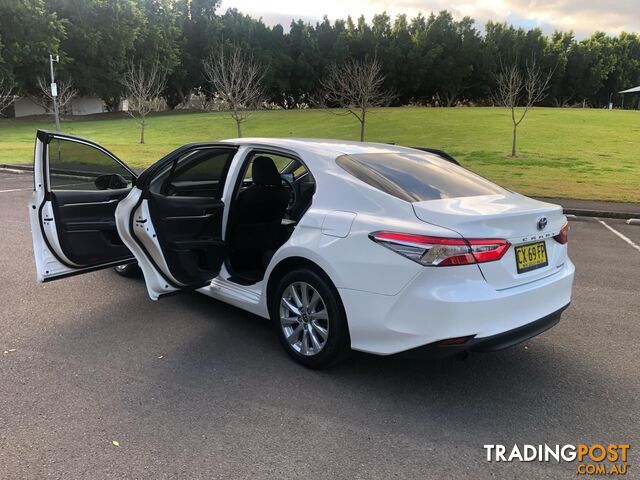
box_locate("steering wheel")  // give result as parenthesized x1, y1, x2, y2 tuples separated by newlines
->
(281, 176, 297, 212)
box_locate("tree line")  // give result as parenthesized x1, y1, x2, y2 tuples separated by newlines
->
(1, 0, 639, 112)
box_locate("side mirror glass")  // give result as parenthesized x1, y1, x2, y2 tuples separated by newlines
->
(94, 173, 129, 190)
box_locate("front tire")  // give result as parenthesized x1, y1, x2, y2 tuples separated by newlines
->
(271, 268, 350, 369)
(114, 263, 141, 278)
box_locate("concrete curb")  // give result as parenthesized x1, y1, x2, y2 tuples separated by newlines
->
(2, 163, 639, 220)
(0, 164, 32, 173)
(562, 208, 639, 220)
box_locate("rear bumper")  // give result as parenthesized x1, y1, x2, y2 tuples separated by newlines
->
(398, 303, 569, 359)
(339, 259, 575, 355)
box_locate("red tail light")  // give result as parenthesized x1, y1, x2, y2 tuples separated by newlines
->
(437, 336, 474, 345)
(369, 232, 510, 266)
(554, 222, 569, 244)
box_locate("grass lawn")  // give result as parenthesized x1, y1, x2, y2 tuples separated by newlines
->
(0, 107, 638, 202)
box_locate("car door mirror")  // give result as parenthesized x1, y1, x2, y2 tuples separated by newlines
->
(94, 173, 129, 190)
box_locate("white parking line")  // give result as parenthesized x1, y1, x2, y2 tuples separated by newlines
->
(0, 188, 30, 193)
(599, 220, 640, 253)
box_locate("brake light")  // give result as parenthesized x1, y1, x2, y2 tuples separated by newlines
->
(554, 222, 569, 244)
(369, 232, 510, 266)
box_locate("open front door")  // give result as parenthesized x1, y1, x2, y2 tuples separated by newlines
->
(115, 144, 238, 300)
(30, 130, 137, 282)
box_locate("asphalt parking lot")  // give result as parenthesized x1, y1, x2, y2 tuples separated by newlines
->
(1, 170, 638, 479)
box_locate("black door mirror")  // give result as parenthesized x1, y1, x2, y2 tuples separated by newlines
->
(94, 173, 129, 190)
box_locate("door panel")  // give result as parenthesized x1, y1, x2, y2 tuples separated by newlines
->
(30, 130, 137, 282)
(52, 189, 132, 265)
(147, 192, 226, 286)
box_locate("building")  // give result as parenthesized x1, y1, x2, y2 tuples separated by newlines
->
(12, 96, 106, 118)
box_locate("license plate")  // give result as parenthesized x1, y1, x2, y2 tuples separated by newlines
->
(514, 241, 548, 274)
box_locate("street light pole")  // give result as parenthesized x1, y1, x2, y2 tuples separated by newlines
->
(49, 54, 60, 131)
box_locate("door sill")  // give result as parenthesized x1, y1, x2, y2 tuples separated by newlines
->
(227, 274, 260, 286)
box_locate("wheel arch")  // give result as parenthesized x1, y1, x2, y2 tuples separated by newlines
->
(265, 256, 349, 336)
(267, 256, 330, 306)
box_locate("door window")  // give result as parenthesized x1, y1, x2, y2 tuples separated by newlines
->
(48, 138, 134, 191)
(151, 149, 235, 198)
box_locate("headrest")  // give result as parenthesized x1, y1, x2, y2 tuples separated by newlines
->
(252, 156, 281, 186)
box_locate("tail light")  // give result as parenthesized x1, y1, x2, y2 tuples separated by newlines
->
(437, 336, 474, 345)
(369, 232, 510, 266)
(554, 222, 569, 244)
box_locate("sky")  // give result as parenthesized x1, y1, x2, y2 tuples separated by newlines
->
(218, 0, 639, 38)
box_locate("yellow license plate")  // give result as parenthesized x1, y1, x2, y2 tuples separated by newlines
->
(515, 241, 548, 273)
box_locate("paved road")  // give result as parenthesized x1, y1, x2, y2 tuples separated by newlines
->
(1, 171, 638, 479)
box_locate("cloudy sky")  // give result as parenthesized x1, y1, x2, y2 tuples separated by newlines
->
(219, 0, 639, 37)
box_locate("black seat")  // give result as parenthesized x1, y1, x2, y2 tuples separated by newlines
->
(232, 156, 290, 268)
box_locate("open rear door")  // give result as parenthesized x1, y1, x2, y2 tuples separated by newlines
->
(114, 144, 239, 300)
(29, 130, 137, 281)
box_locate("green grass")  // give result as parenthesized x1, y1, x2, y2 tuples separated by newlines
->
(1, 107, 638, 202)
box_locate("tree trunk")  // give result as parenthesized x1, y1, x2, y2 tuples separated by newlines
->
(236, 118, 242, 138)
(140, 118, 145, 144)
(359, 109, 366, 142)
(445, 92, 456, 107)
(511, 124, 517, 157)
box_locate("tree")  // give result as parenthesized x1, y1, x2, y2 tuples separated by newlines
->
(319, 58, 394, 141)
(163, 0, 222, 109)
(32, 76, 77, 116)
(0, 0, 64, 94)
(135, 0, 181, 106)
(203, 45, 265, 137)
(2, 3, 638, 112)
(0, 83, 16, 116)
(124, 61, 166, 144)
(493, 58, 553, 156)
(46, 0, 145, 110)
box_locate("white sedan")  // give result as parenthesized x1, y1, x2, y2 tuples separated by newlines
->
(29, 131, 574, 368)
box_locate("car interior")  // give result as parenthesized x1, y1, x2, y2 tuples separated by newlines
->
(144, 147, 315, 286)
(226, 151, 316, 284)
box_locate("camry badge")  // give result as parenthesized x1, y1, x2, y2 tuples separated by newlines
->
(537, 216, 548, 230)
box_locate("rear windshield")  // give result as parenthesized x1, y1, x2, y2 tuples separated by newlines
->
(336, 152, 505, 202)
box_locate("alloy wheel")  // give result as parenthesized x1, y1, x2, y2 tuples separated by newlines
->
(279, 281, 329, 356)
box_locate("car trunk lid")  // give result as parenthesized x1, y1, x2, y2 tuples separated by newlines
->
(412, 194, 567, 289)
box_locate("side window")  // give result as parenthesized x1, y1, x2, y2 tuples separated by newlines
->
(242, 152, 299, 182)
(152, 149, 234, 198)
(290, 161, 309, 180)
(48, 138, 134, 191)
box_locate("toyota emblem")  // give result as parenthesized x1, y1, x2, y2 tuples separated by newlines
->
(537, 216, 548, 230)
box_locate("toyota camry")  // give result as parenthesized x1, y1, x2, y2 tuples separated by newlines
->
(29, 131, 574, 368)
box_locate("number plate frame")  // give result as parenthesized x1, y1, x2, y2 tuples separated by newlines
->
(514, 241, 548, 274)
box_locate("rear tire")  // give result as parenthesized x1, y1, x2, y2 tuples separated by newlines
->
(270, 268, 350, 369)
(114, 263, 141, 278)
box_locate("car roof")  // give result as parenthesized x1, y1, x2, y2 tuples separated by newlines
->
(220, 137, 419, 159)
